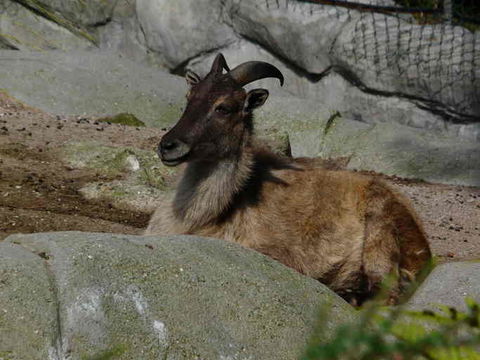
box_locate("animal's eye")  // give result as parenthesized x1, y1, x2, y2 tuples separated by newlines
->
(215, 104, 231, 115)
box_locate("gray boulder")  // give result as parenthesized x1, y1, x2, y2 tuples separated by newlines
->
(21, 0, 118, 28)
(0, 242, 59, 360)
(0, 50, 186, 127)
(3, 0, 479, 129)
(1, 232, 356, 359)
(258, 95, 480, 186)
(187, 40, 480, 140)
(221, 0, 478, 118)
(308, 72, 480, 141)
(407, 261, 480, 312)
(3, 0, 479, 123)
(224, 0, 350, 74)
(137, 0, 237, 69)
(97, 0, 151, 65)
(222, 0, 395, 75)
(0, 0, 92, 51)
(333, 14, 480, 118)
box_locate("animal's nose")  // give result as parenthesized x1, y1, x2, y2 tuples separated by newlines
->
(158, 139, 181, 156)
(161, 141, 177, 151)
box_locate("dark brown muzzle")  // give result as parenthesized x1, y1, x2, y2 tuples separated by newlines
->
(158, 134, 191, 166)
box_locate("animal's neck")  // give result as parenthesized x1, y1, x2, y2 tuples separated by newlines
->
(173, 145, 254, 231)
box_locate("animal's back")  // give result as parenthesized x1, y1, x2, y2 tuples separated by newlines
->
(232, 167, 369, 291)
(227, 164, 431, 299)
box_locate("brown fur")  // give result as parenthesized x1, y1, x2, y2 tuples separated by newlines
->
(146, 141, 431, 302)
(146, 55, 431, 303)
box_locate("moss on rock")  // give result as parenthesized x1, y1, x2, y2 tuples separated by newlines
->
(96, 113, 146, 127)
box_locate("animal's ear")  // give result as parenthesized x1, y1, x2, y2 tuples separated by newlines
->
(244, 89, 269, 112)
(185, 70, 201, 86)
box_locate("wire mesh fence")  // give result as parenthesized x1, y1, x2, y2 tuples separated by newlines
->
(249, 0, 479, 121)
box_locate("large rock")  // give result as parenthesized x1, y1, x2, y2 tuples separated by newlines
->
(319, 119, 480, 186)
(222, 0, 396, 75)
(3, 0, 479, 129)
(221, 0, 479, 119)
(224, 0, 350, 74)
(1, 232, 356, 359)
(0, 50, 186, 127)
(97, 0, 151, 65)
(187, 41, 480, 141)
(257, 95, 480, 186)
(0, 242, 59, 360)
(137, 0, 237, 69)
(407, 261, 480, 312)
(3, 0, 479, 123)
(333, 14, 480, 118)
(19, 0, 119, 28)
(309, 72, 480, 142)
(0, 0, 93, 51)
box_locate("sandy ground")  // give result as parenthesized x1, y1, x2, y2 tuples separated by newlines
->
(0, 93, 479, 262)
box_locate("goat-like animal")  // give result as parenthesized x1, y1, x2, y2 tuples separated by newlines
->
(146, 54, 431, 303)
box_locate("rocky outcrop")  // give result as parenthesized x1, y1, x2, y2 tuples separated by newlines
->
(407, 261, 480, 312)
(0, 0, 93, 50)
(222, 0, 479, 121)
(97, 0, 150, 64)
(187, 40, 480, 140)
(333, 13, 480, 118)
(1, 0, 478, 136)
(0, 50, 186, 127)
(224, 0, 345, 74)
(0, 242, 59, 360)
(257, 95, 480, 186)
(0, 232, 356, 359)
(136, 0, 237, 69)
(17, 0, 118, 28)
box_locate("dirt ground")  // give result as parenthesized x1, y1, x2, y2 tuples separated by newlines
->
(0, 93, 161, 239)
(0, 93, 479, 262)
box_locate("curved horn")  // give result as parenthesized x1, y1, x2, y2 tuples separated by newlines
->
(208, 53, 230, 76)
(228, 61, 284, 87)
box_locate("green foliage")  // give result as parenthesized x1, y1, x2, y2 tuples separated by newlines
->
(302, 298, 480, 360)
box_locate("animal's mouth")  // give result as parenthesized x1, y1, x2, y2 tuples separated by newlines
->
(161, 152, 189, 167)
